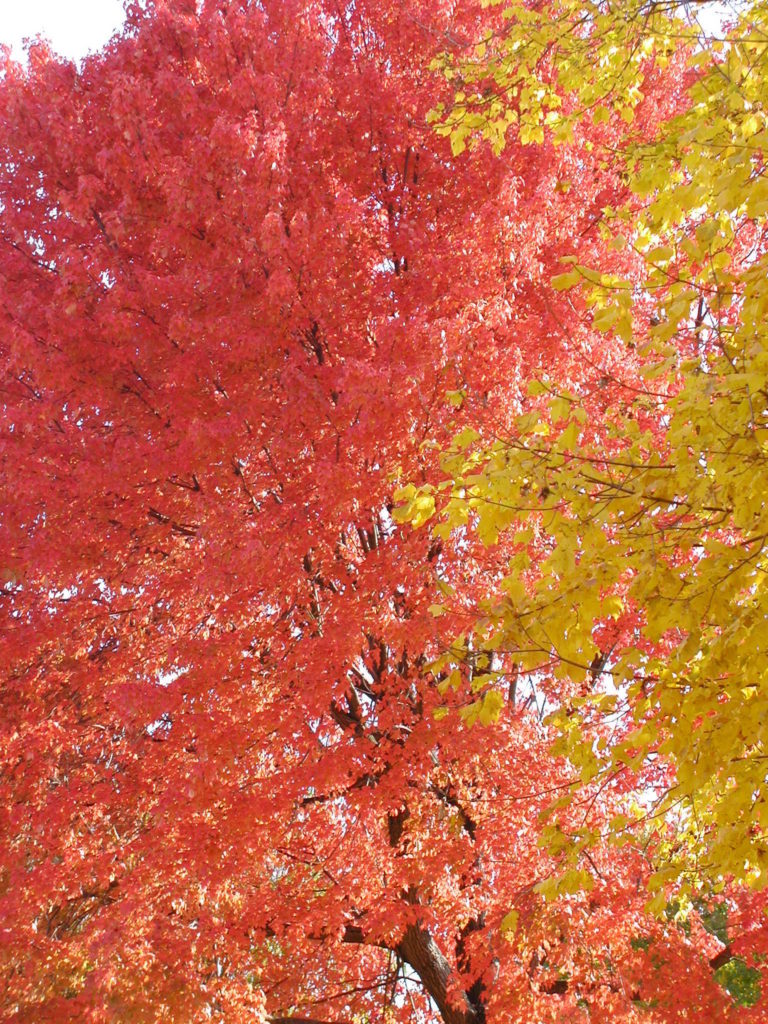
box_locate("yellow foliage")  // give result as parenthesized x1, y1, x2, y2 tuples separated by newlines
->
(409, 1, 768, 890)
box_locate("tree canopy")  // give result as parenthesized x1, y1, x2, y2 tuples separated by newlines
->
(2, 2, 768, 1023)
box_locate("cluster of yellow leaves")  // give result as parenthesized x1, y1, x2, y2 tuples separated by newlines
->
(406, 1, 768, 893)
(430, 0, 680, 154)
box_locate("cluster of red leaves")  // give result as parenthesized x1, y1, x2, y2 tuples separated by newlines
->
(1, 1, 766, 1022)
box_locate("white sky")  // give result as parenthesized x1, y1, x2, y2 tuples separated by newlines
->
(0, 0, 126, 63)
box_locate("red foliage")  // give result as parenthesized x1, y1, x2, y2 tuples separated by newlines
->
(1, 2, 766, 1022)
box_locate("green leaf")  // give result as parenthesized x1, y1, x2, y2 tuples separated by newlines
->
(695, 900, 728, 945)
(714, 958, 761, 1007)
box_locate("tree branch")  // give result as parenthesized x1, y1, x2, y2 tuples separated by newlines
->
(398, 922, 482, 1024)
